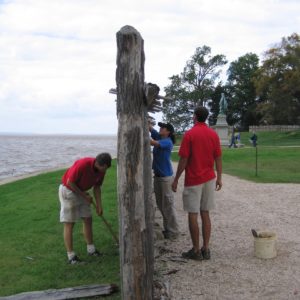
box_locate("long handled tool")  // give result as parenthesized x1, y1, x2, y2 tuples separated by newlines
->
(101, 215, 119, 246)
(92, 201, 119, 246)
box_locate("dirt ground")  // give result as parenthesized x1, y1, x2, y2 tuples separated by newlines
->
(154, 164, 300, 300)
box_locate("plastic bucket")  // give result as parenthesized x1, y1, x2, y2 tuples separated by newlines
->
(254, 231, 277, 259)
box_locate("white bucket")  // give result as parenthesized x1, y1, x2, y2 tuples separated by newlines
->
(254, 231, 277, 259)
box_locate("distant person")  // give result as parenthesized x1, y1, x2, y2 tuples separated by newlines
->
(150, 122, 179, 240)
(250, 132, 258, 147)
(58, 153, 112, 264)
(236, 132, 241, 145)
(172, 106, 222, 260)
(229, 128, 237, 148)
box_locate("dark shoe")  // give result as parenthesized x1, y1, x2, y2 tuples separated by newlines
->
(163, 230, 179, 240)
(182, 248, 203, 261)
(68, 255, 83, 265)
(88, 249, 103, 257)
(201, 247, 211, 260)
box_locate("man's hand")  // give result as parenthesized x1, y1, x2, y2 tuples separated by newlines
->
(91, 200, 103, 216)
(96, 206, 103, 216)
(172, 179, 178, 192)
(148, 122, 153, 132)
(215, 179, 222, 191)
(85, 192, 93, 204)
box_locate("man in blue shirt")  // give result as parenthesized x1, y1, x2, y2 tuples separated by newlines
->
(150, 122, 179, 239)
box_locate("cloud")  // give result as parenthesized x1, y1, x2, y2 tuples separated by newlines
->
(0, 0, 299, 134)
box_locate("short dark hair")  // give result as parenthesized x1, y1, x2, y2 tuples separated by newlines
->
(194, 106, 209, 122)
(96, 152, 112, 168)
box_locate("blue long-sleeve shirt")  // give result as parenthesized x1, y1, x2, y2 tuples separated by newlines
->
(151, 129, 173, 177)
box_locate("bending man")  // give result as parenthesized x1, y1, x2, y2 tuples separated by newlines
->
(58, 153, 112, 264)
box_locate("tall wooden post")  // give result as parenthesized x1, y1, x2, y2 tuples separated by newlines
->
(116, 25, 154, 299)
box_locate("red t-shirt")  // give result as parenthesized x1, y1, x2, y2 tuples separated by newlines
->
(62, 157, 105, 191)
(179, 122, 222, 187)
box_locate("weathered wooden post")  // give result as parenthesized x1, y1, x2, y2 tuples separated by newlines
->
(116, 25, 154, 299)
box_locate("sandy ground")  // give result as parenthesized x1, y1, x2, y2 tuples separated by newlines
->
(154, 164, 300, 300)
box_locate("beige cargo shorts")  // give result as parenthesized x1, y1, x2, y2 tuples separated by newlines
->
(58, 184, 92, 222)
(182, 179, 216, 212)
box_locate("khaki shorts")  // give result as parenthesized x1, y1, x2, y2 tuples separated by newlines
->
(182, 179, 216, 213)
(58, 184, 92, 222)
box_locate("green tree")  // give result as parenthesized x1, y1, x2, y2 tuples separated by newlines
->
(163, 46, 227, 132)
(225, 53, 260, 130)
(255, 33, 300, 125)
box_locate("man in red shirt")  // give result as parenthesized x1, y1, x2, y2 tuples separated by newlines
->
(59, 152, 112, 264)
(172, 106, 222, 260)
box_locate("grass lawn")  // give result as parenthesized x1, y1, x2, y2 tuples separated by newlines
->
(172, 130, 300, 183)
(175, 130, 300, 147)
(242, 130, 300, 146)
(220, 146, 300, 183)
(0, 160, 120, 299)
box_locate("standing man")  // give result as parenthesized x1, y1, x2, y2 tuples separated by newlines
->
(172, 107, 222, 260)
(150, 122, 179, 240)
(250, 131, 258, 147)
(58, 152, 112, 264)
(229, 127, 237, 148)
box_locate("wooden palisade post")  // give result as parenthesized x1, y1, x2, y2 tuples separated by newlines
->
(116, 25, 154, 299)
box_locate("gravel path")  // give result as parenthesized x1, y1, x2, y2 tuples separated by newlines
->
(154, 164, 300, 300)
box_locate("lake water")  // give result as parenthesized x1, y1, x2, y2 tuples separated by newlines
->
(0, 134, 117, 182)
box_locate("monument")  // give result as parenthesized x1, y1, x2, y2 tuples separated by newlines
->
(214, 93, 229, 146)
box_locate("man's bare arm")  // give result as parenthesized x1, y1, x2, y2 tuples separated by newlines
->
(67, 180, 93, 204)
(215, 156, 222, 191)
(93, 185, 103, 216)
(150, 139, 160, 147)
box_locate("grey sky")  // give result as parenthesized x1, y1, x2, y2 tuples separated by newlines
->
(0, 0, 299, 134)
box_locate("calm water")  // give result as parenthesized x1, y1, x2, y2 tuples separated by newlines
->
(0, 134, 117, 181)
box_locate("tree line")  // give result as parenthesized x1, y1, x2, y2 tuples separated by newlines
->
(162, 33, 300, 132)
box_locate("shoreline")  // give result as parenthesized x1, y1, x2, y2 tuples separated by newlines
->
(0, 155, 118, 186)
(0, 165, 70, 186)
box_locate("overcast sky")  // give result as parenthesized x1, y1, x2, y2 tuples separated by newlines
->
(0, 0, 299, 135)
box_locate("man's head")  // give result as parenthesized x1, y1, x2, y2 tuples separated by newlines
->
(194, 106, 209, 123)
(158, 122, 176, 144)
(95, 152, 112, 172)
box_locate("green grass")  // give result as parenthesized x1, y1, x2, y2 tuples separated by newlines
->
(241, 130, 300, 146)
(0, 160, 120, 299)
(176, 130, 300, 147)
(171, 130, 300, 183)
(221, 147, 300, 183)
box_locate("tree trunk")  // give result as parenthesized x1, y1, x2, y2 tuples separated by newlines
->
(116, 25, 154, 300)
